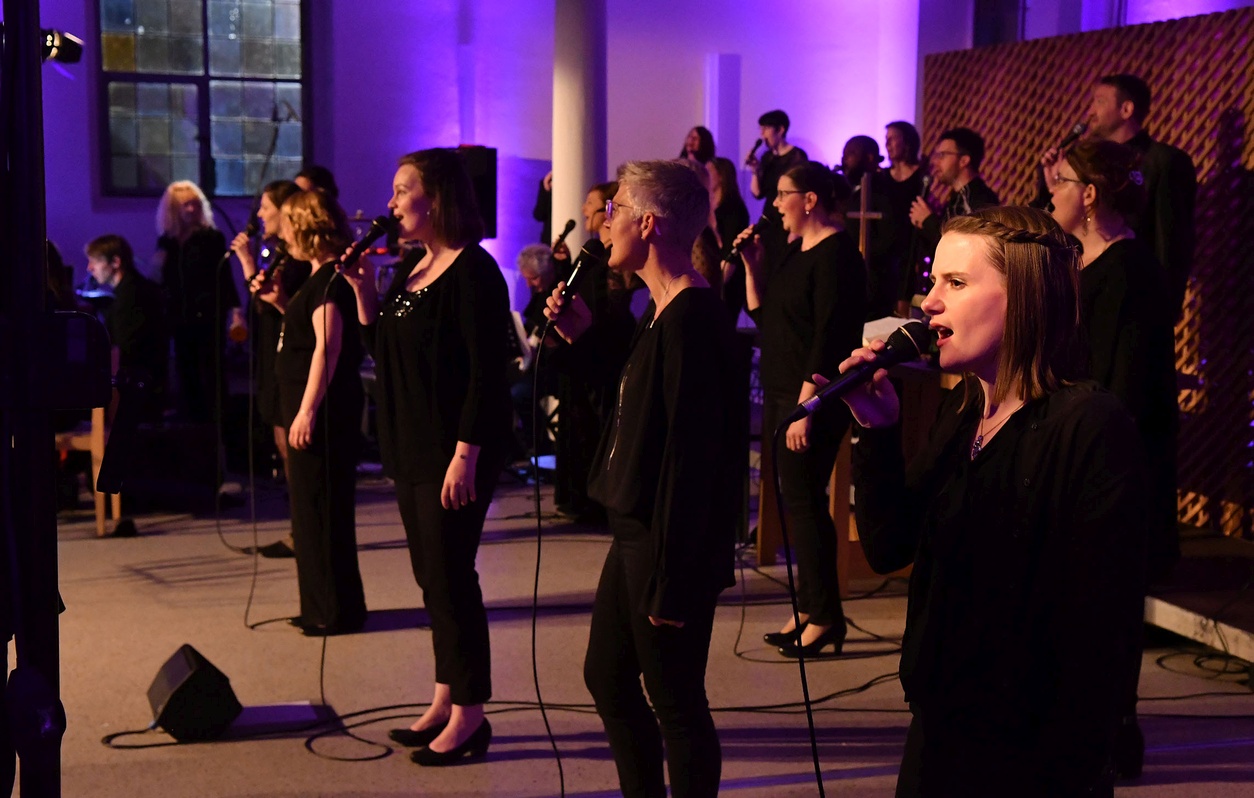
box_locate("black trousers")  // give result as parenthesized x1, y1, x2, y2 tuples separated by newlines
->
(395, 459, 501, 707)
(172, 321, 221, 423)
(583, 520, 721, 798)
(762, 393, 848, 627)
(286, 407, 366, 628)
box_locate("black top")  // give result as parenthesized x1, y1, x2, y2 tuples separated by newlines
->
(1125, 130, 1197, 313)
(275, 263, 364, 428)
(918, 177, 1001, 248)
(107, 269, 168, 389)
(1080, 237, 1178, 571)
(848, 170, 902, 319)
(748, 231, 867, 399)
(364, 243, 514, 483)
(715, 194, 752, 317)
(253, 243, 312, 427)
(852, 383, 1146, 793)
(157, 228, 237, 325)
(758, 146, 809, 219)
(587, 288, 747, 622)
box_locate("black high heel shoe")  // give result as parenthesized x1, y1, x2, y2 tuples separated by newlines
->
(388, 720, 448, 748)
(763, 621, 808, 648)
(410, 719, 492, 766)
(777, 623, 846, 658)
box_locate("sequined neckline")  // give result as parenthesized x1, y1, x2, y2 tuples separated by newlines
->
(385, 285, 435, 319)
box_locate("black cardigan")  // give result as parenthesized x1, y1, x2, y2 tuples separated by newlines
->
(852, 382, 1147, 794)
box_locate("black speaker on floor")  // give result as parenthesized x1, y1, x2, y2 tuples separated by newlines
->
(147, 644, 242, 741)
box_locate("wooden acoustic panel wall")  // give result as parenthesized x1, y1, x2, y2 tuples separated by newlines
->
(922, 7, 1254, 536)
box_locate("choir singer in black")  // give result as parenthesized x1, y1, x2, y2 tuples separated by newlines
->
(838, 206, 1147, 797)
(546, 160, 746, 798)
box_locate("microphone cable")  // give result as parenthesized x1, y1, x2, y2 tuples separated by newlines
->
(768, 422, 828, 798)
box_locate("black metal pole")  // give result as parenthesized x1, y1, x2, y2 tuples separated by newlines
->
(2, 0, 64, 794)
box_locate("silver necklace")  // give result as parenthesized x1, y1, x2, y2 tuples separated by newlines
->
(970, 402, 1022, 460)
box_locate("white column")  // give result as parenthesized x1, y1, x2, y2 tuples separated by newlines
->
(552, 0, 607, 247)
(704, 54, 741, 163)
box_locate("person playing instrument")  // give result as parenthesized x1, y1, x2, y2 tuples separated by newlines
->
(841, 206, 1147, 797)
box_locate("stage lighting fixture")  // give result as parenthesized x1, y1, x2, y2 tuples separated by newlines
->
(42, 29, 84, 63)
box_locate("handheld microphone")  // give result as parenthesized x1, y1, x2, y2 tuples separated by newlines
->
(745, 137, 763, 165)
(552, 218, 577, 251)
(1057, 121, 1087, 150)
(339, 215, 397, 271)
(919, 174, 933, 197)
(781, 320, 936, 425)
(724, 215, 769, 262)
(544, 244, 602, 333)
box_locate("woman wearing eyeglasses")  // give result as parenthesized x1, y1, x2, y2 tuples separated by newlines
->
(734, 161, 867, 658)
(1049, 139, 1176, 779)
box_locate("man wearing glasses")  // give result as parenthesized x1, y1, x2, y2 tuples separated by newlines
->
(908, 127, 1001, 250)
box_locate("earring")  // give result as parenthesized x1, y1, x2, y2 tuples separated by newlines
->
(805, 208, 811, 217)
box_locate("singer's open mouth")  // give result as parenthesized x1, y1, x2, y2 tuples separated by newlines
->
(931, 325, 953, 340)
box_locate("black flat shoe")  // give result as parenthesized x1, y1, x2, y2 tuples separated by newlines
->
(389, 721, 449, 748)
(300, 616, 366, 637)
(410, 719, 492, 766)
(764, 621, 808, 648)
(778, 624, 846, 658)
(258, 540, 296, 558)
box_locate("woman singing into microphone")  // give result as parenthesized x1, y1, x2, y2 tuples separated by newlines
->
(735, 162, 866, 658)
(840, 206, 1147, 796)
(258, 189, 367, 635)
(340, 149, 512, 766)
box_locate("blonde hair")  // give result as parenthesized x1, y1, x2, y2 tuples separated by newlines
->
(281, 190, 351, 262)
(156, 180, 215, 239)
(941, 206, 1083, 405)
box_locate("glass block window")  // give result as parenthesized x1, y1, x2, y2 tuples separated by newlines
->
(99, 0, 305, 196)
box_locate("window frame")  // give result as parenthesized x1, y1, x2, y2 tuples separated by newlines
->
(95, 0, 312, 198)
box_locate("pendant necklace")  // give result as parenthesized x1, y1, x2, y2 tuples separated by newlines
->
(970, 401, 1022, 460)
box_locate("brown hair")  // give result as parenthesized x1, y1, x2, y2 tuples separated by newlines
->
(85, 234, 135, 272)
(1062, 140, 1146, 222)
(398, 149, 484, 247)
(711, 157, 742, 207)
(941, 206, 1083, 405)
(281, 190, 352, 262)
(782, 161, 852, 216)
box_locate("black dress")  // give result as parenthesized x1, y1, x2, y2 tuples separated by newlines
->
(275, 263, 366, 630)
(853, 383, 1147, 797)
(363, 242, 513, 706)
(715, 194, 751, 317)
(1080, 237, 1178, 575)
(106, 270, 169, 421)
(252, 241, 311, 428)
(158, 228, 235, 421)
(882, 167, 925, 305)
(583, 287, 746, 798)
(757, 146, 809, 279)
(748, 231, 867, 629)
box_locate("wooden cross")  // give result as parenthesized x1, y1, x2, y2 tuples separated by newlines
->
(847, 172, 883, 266)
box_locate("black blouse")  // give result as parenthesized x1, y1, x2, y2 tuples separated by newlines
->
(274, 263, 363, 428)
(364, 243, 514, 483)
(253, 243, 312, 426)
(852, 383, 1147, 793)
(587, 288, 747, 622)
(157, 228, 236, 325)
(749, 231, 867, 398)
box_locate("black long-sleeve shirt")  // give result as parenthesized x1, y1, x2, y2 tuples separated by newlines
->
(852, 382, 1147, 795)
(918, 177, 1000, 248)
(363, 243, 514, 483)
(157, 228, 236, 326)
(587, 288, 747, 622)
(1124, 130, 1196, 314)
(748, 231, 867, 400)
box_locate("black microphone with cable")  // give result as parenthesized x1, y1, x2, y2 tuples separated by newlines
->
(1056, 121, 1087, 150)
(781, 320, 935, 425)
(552, 218, 577, 252)
(543, 243, 601, 334)
(723, 215, 769, 263)
(744, 137, 763, 166)
(337, 215, 398, 272)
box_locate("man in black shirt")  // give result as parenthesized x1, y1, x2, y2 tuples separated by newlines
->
(909, 128, 1000, 296)
(1041, 74, 1196, 315)
(840, 135, 900, 319)
(86, 234, 168, 421)
(747, 109, 808, 276)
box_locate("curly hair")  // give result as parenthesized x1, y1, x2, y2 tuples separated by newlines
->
(156, 180, 214, 239)
(281, 190, 352, 262)
(941, 206, 1083, 405)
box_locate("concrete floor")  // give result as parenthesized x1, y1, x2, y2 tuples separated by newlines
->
(20, 475, 1254, 796)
